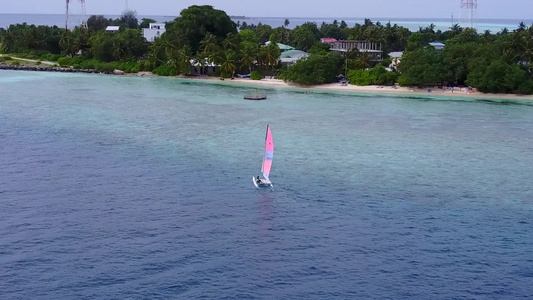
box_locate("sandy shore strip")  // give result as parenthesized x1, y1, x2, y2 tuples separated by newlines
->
(156, 75, 533, 101)
(2, 58, 532, 101)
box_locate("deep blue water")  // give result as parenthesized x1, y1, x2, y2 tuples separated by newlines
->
(1, 70, 533, 299)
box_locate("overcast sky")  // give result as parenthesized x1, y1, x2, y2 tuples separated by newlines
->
(3, 0, 533, 20)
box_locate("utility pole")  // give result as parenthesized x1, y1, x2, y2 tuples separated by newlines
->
(65, 0, 70, 30)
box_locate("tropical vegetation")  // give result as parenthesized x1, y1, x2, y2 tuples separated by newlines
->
(1, 6, 533, 94)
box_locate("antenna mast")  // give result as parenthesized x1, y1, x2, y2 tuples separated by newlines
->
(65, 0, 88, 30)
(65, 0, 70, 30)
(79, 0, 87, 28)
(460, 0, 478, 29)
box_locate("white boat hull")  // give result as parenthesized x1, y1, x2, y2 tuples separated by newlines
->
(253, 177, 272, 188)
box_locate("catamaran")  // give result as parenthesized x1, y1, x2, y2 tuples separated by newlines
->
(253, 124, 274, 188)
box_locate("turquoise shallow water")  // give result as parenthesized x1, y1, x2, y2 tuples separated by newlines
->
(1, 70, 533, 299)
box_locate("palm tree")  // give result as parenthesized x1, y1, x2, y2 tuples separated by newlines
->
(240, 44, 258, 73)
(396, 27, 410, 50)
(177, 46, 193, 75)
(354, 52, 372, 69)
(147, 39, 166, 69)
(200, 33, 219, 66)
(192, 52, 207, 75)
(222, 33, 240, 51)
(450, 24, 463, 37)
(261, 43, 280, 69)
(219, 49, 237, 77)
(59, 31, 77, 57)
(519, 29, 533, 67)
(510, 32, 524, 57)
(111, 39, 125, 61)
(350, 24, 365, 40)
(517, 21, 526, 32)
(199, 33, 218, 53)
(1, 28, 16, 53)
(364, 18, 373, 28)
(364, 26, 382, 43)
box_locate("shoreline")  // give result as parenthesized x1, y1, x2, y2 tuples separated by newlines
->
(156, 75, 533, 102)
(2, 64, 533, 101)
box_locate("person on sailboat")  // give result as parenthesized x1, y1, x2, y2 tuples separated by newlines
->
(256, 176, 262, 184)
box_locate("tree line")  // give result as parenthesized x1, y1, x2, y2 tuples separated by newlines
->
(1, 5, 533, 94)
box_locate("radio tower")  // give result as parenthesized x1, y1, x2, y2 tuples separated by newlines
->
(460, 0, 478, 29)
(79, 0, 87, 28)
(65, 0, 71, 30)
(65, 0, 87, 30)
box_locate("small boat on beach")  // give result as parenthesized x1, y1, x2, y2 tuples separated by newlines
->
(253, 124, 274, 188)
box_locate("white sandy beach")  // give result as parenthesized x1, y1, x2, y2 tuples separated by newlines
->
(179, 76, 533, 101)
(3, 53, 532, 101)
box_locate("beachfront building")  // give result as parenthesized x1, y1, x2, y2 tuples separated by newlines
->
(105, 26, 120, 32)
(429, 42, 445, 50)
(143, 23, 166, 42)
(330, 40, 383, 61)
(264, 41, 295, 53)
(280, 49, 310, 65)
(320, 38, 337, 46)
(190, 59, 217, 76)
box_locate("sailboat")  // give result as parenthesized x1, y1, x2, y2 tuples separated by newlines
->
(253, 124, 274, 188)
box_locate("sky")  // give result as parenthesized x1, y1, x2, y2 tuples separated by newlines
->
(2, 0, 533, 20)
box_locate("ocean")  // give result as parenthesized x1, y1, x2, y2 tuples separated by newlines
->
(0, 13, 528, 33)
(1, 70, 533, 299)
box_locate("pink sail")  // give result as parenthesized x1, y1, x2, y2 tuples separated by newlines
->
(261, 125, 274, 179)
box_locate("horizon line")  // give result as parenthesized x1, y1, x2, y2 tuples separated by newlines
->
(1, 12, 532, 22)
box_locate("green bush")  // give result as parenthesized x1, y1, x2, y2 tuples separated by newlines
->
(117, 61, 140, 73)
(348, 66, 398, 86)
(3, 56, 12, 60)
(0, 57, 5, 62)
(36, 61, 42, 65)
(69, 56, 86, 66)
(139, 60, 152, 71)
(152, 63, 178, 76)
(250, 70, 263, 80)
(57, 57, 71, 67)
(11, 61, 20, 66)
(80, 59, 98, 70)
(94, 62, 115, 72)
(73, 64, 82, 69)
(40, 53, 61, 62)
(282, 53, 343, 85)
(127, 63, 140, 73)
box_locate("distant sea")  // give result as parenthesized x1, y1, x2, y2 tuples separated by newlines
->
(0, 13, 530, 33)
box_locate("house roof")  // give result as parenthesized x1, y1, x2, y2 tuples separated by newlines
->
(321, 38, 337, 43)
(264, 41, 295, 50)
(106, 26, 120, 31)
(280, 50, 309, 59)
(389, 51, 403, 58)
(280, 50, 309, 63)
(429, 42, 445, 47)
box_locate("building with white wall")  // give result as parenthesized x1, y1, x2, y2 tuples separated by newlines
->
(143, 23, 166, 42)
